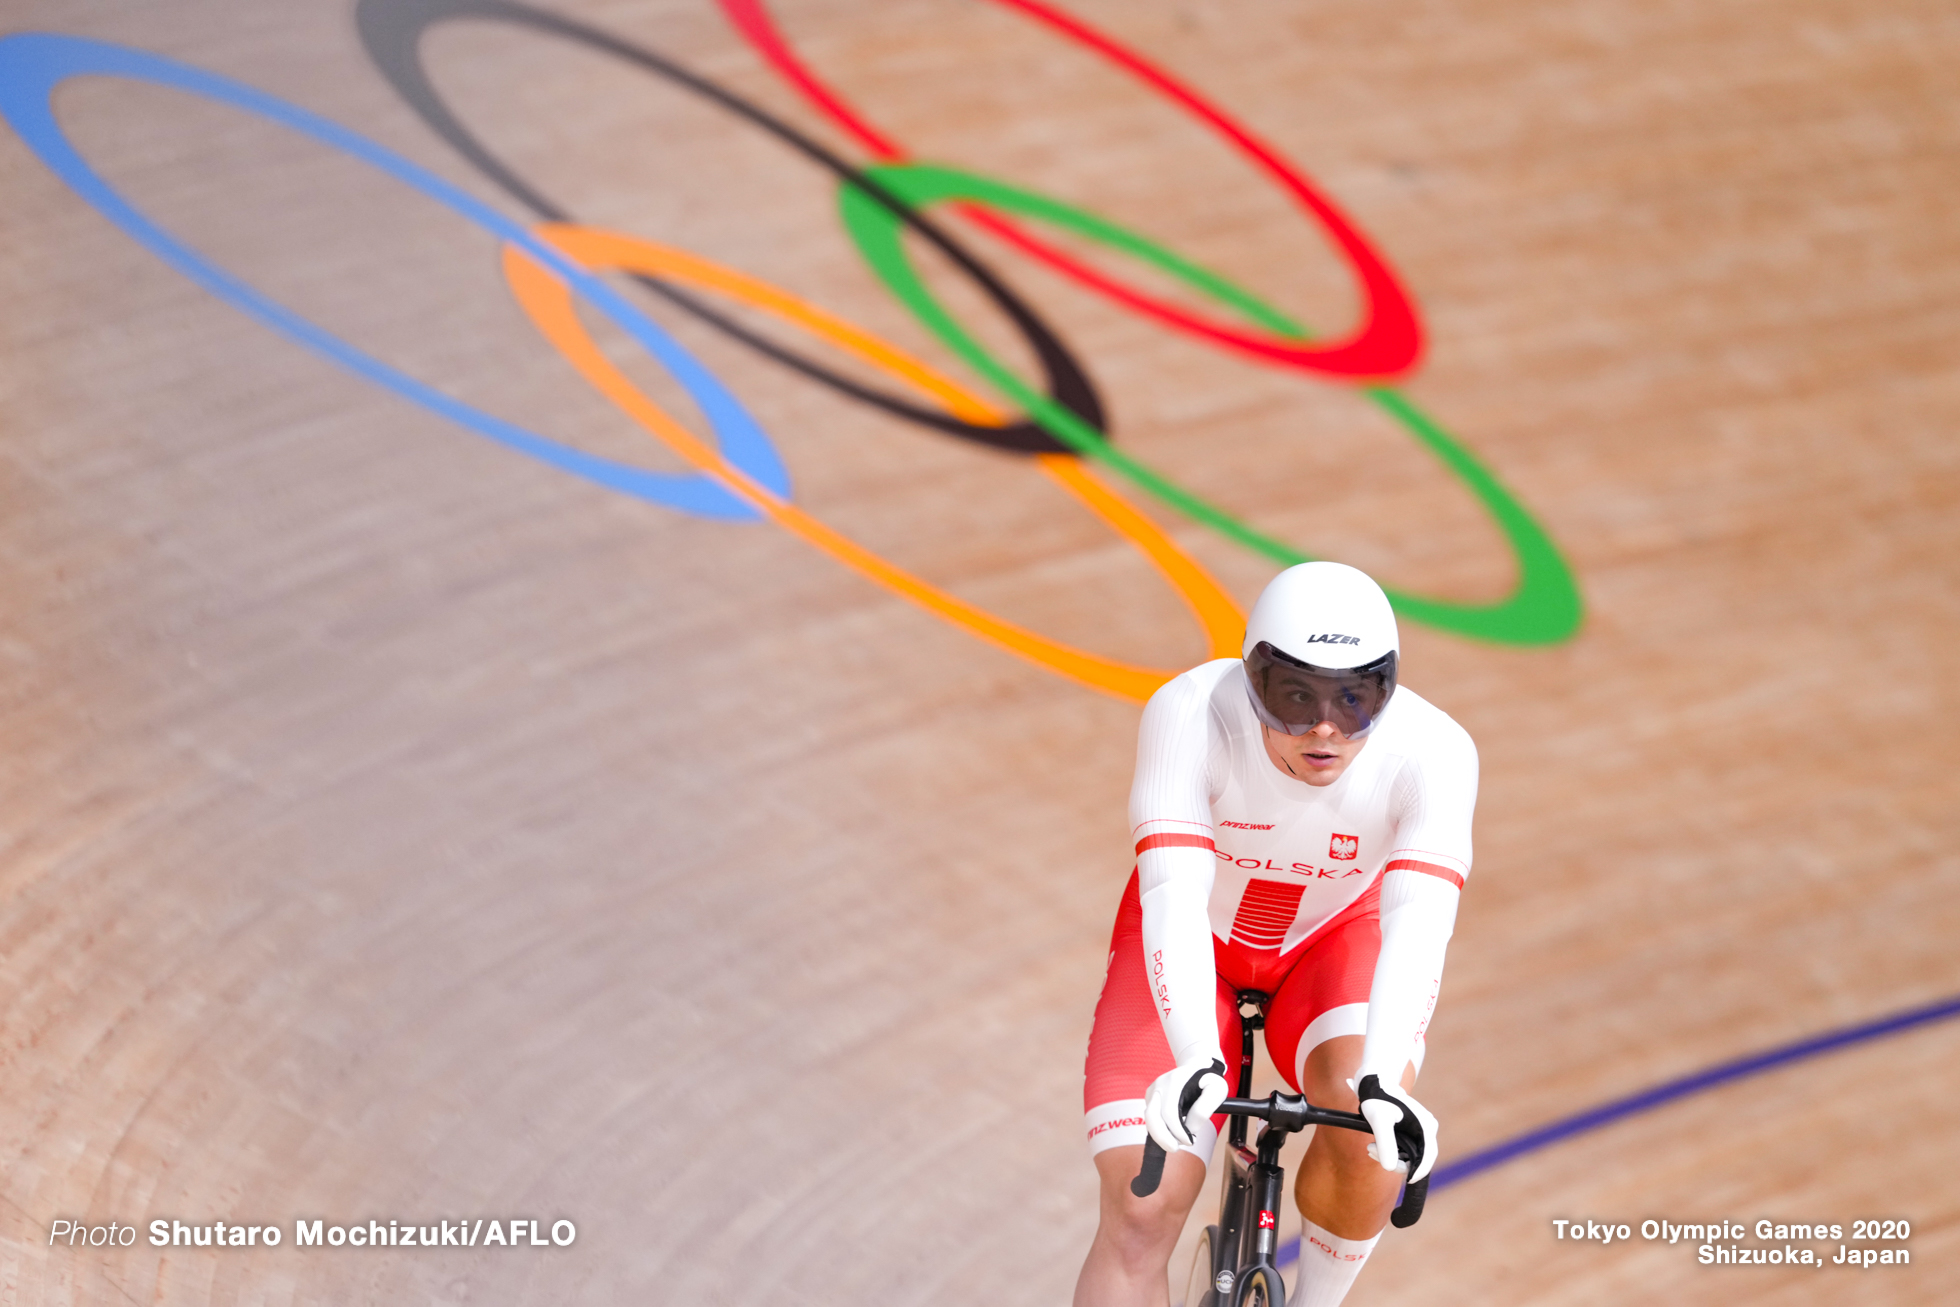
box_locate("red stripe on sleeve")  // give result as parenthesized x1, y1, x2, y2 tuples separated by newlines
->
(1135, 832, 1216, 856)
(1384, 858, 1465, 890)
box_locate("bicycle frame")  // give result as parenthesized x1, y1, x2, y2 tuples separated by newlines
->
(1199, 991, 1290, 1304)
(1161, 990, 1431, 1305)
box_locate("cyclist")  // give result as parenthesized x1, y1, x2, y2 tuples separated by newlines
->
(1074, 562, 1476, 1307)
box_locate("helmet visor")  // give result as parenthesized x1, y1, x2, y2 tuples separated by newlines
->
(1244, 642, 1398, 739)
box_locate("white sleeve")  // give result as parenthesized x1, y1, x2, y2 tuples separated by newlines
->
(1357, 870, 1457, 1083)
(1358, 729, 1478, 1084)
(1129, 671, 1222, 1068)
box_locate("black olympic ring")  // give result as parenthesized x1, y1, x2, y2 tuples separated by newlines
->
(355, 0, 1106, 456)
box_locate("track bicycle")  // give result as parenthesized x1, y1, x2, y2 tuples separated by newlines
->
(1131, 991, 1430, 1307)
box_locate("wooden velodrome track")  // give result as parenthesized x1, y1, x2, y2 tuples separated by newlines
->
(3, 0, 1957, 1302)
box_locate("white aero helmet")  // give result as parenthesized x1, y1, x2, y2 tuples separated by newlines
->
(1242, 562, 1400, 738)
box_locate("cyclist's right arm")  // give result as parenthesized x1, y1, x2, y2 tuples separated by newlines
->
(1129, 668, 1225, 1074)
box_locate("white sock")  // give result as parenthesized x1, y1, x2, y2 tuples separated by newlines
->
(1287, 1219, 1380, 1307)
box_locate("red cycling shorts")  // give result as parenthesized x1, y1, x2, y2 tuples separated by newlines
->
(1082, 870, 1386, 1159)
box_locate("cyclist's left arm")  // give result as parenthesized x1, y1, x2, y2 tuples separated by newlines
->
(1355, 723, 1478, 1177)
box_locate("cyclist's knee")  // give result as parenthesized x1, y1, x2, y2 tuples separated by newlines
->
(1299, 1036, 1416, 1109)
(1097, 1208, 1184, 1271)
(1093, 1147, 1201, 1256)
(1298, 1037, 1359, 1109)
(1319, 1123, 1387, 1178)
(1296, 1120, 1402, 1209)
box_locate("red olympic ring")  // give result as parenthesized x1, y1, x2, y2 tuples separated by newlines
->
(720, 0, 1423, 380)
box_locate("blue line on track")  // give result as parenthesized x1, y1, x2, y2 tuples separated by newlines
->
(1430, 990, 1960, 1189)
(1270, 989, 1960, 1272)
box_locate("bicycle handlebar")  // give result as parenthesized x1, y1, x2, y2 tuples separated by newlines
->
(1217, 1096, 1374, 1133)
(1129, 1134, 1171, 1199)
(1390, 1173, 1429, 1227)
(1128, 1091, 1432, 1227)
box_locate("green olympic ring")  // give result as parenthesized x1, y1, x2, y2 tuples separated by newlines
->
(840, 162, 1583, 646)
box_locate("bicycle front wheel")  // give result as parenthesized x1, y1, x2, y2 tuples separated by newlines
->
(1182, 1224, 1219, 1307)
(1232, 1263, 1285, 1307)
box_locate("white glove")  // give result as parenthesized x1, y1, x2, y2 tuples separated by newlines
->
(1354, 1074, 1439, 1183)
(1143, 1056, 1228, 1151)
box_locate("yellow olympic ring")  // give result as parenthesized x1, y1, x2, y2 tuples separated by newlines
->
(500, 223, 1244, 702)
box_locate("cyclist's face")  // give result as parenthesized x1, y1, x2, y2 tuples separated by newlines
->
(1260, 715, 1369, 787)
(1256, 666, 1389, 738)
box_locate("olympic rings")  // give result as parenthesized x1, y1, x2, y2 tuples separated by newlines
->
(0, 31, 1246, 700)
(351, 0, 1576, 642)
(500, 224, 1245, 700)
(720, 0, 1423, 380)
(0, 33, 790, 522)
(3, 9, 1586, 664)
(355, 0, 1102, 456)
(839, 163, 1583, 645)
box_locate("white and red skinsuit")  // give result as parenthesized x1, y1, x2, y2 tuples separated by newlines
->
(1083, 658, 1478, 1158)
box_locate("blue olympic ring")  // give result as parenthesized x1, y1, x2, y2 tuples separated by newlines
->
(0, 32, 791, 521)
